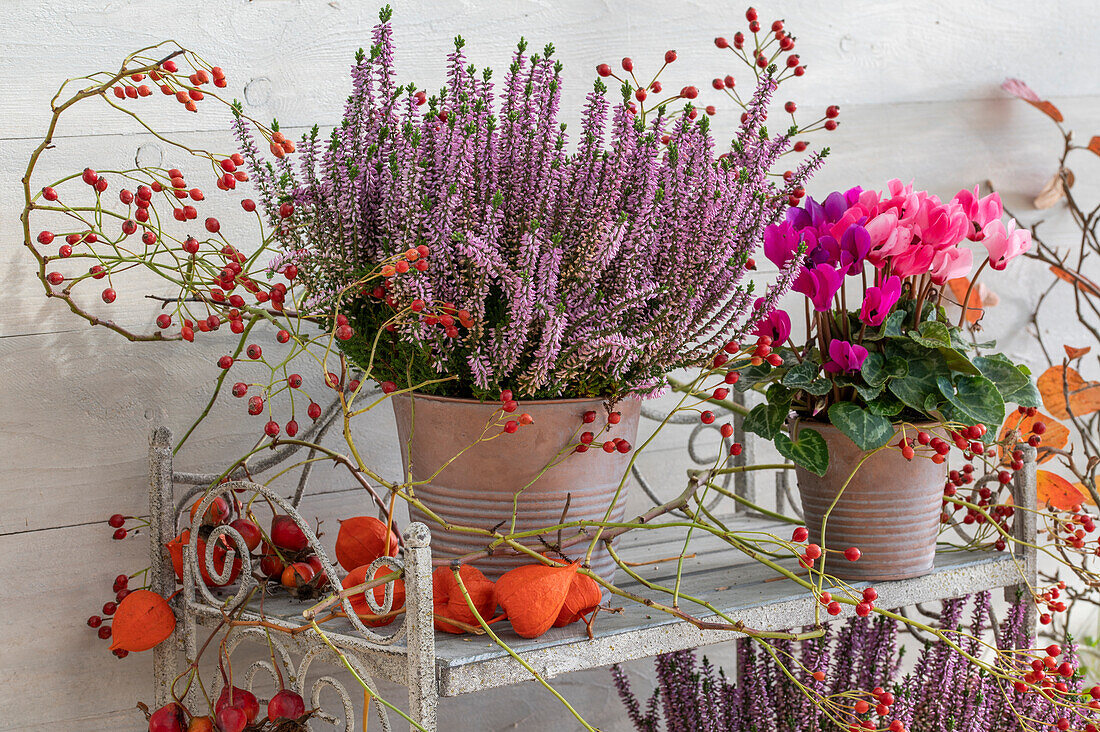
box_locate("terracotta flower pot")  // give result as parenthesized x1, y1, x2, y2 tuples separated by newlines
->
(391, 393, 641, 581)
(795, 422, 945, 581)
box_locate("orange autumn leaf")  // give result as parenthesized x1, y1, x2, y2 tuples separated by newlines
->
(342, 564, 405, 627)
(1064, 345, 1092, 360)
(998, 409, 1069, 464)
(1037, 365, 1100, 419)
(432, 564, 496, 634)
(948, 277, 983, 324)
(495, 562, 577, 638)
(110, 590, 175, 652)
(1037, 470, 1089, 511)
(1088, 136, 1100, 157)
(1074, 482, 1098, 506)
(1050, 265, 1100, 297)
(334, 516, 399, 572)
(1027, 99, 1064, 123)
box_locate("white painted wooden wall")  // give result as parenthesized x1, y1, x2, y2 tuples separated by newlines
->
(2, 1, 1099, 729)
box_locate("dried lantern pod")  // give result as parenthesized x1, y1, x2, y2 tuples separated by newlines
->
(495, 561, 578, 638)
(553, 572, 602, 627)
(432, 564, 496, 634)
(109, 589, 176, 652)
(334, 516, 399, 571)
(165, 529, 242, 587)
(341, 564, 405, 627)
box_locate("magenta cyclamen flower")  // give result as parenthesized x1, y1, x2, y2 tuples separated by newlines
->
(953, 186, 1003, 240)
(793, 265, 844, 312)
(823, 339, 868, 374)
(751, 299, 792, 345)
(859, 275, 901, 327)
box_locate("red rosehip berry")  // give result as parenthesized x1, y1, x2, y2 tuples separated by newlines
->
(715, 37, 729, 49)
(844, 547, 862, 562)
(82, 167, 98, 185)
(307, 402, 322, 420)
(664, 50, 677, 63)
(792, 526, 808, 542)
(582, 410, 597, 424)
(246, 344, 262, 360)
(217, 356, 233, 369)
(621, 57, 633, 72)
(264, 420, 280, 437)
(113, 528, 127, 540)
(101, 288, 117, 303)
(381, 381, 397, 394)
(108, 514, 126, 528)
(596, 63, 612, 77)
(205, 217, 220, 233)
(608, 412, 622, 425)
(616, 440, 631, 453)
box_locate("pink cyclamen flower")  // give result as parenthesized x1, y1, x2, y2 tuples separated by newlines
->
(953, 186, 1003, 240)
(890, 242, 936, 278)
(763, 220, 804, 269)
(1001, 78, 1041, 103)
(823, 339, 868, 374)
(793, 264, 845, 312)
(859, 275, 902, 327)
(751, 305, 792, 346)
(981, 218, 1032, 270)
(929, 246, 974, 285)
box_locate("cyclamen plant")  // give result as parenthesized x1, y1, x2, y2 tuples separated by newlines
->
(233, 7, 832, 400)
(735, 180, 1040, 473)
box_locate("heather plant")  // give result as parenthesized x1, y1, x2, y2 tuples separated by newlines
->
(231, 7, 827, 400)
(613, 592, 1097, 732)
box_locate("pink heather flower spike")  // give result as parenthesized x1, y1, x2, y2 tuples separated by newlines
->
(822, 339, 868, 374)
(1001, 78, 1041, 103)
(980, 218, 1032, 270)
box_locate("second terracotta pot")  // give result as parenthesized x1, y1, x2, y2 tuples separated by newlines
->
(391, 393, 640, 581)
(795, 422, 945, 581)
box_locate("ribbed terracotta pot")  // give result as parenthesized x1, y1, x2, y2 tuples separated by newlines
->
(391, 393, 640, 581)
(795, 422, 944, 581)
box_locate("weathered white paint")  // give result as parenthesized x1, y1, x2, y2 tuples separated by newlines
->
(2, 0, 1099, 729)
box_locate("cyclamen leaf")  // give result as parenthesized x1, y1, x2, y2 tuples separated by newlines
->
(775, 428, 829, 476)
(974, 354, 1030, 400)
(865, 394, 905, 417)
(783, 360, 823, 389)
(743, 402, 788, 440)
(936, 374, 1006, 428)
(886, 343, 949, 415)
(860, 352, 889, 388)
(827, 402, 894, 451)
(853, 381, 885, 402)
(937, 347, 982, 376)
(910, 321, 952, 349)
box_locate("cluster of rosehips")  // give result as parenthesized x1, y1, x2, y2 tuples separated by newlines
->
(166, 494, 329, 601)
(595, 50, 701, 119)
(112, 58, 226, 114)
(845, 687, 901, 732)
(575, 406, 630, 454)
(146, 685, 309, 732)
(87, 521, 138, 659)
(490, 389, 535, 435)
(789, 526, 871, 612)
(1010, 642, 1100, 732)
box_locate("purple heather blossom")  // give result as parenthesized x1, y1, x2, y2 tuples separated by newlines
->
(859, 275, 902, 327)
(823, 339, 868, 373)
(234, 13, 819, 398)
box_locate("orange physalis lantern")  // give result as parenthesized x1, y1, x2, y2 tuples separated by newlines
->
(432, 564, 496, 634)
(553, 572, 602, 627)
(165, 529, 241, 586)
(495, 562, 578, 638)
(109, 589, 176, 652)
(341, 564, 405, 627)
(334, 516, 399, 571)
